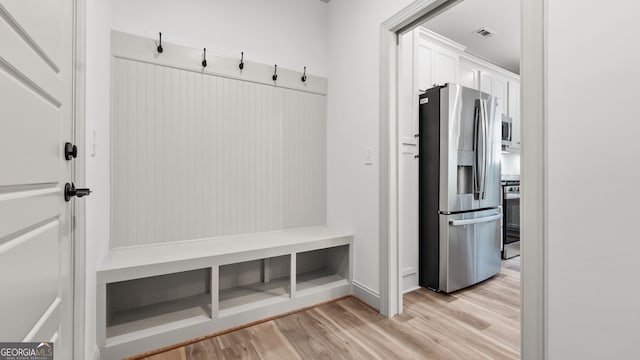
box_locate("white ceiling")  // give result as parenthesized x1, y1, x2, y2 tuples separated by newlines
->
(422, 0, 520, 74)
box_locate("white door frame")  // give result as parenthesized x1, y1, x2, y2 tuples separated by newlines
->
(378, 0, 546, 359)
(71, 0, 86, 359)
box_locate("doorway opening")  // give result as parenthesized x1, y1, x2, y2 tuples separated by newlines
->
(379, 0, 545, 359)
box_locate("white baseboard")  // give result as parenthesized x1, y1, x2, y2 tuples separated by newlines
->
(403, 285, 421, 294)
(352, 280, 380, 310)
(91, 345, 100, 360)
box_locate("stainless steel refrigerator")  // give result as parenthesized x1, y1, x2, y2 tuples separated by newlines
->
(418, 84, 502, 293)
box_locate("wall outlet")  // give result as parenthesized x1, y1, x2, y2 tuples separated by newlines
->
(364, 147, 373, 165)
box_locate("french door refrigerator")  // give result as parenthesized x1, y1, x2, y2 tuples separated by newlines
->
(418, 84, 502, 293)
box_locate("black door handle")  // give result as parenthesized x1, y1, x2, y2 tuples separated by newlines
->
(65, 183, 92, 201)
(64, 142, 78, 160)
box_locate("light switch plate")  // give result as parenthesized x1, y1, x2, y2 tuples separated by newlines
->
(90, 129, 97, 157)
(364, 147, 373, 165)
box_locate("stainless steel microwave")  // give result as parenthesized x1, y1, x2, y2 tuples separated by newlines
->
(501, 114, 513, 150)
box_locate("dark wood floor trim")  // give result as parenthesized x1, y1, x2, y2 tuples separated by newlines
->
(125, 294, 356, 360)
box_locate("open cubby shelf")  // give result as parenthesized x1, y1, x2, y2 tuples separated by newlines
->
(296, 245, 349, 295)
(98, 227, 352, 360)
(219, 255, 291, 316)
(105, 268, 212, 343)
(297, 270, 348, 294)
(106, 294, 211, 342)
(219, 277, 290, 316)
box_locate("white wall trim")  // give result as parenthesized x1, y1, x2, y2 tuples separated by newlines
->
(459, 53, 521, 81)
(417, 27, 520, 81)
(111, 31, 327, 96)
(72, 0, 87, 359)
(377, 25, 399, 317)
(402, 286, 421, 294)
(521, 0, 546, 358)
(352, 280, 381, 310)
(91, 345, 100, 360)
(418, 27, 466, 52)
(383, 0, 462, 34)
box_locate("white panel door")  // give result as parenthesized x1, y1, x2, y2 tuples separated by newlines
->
(0, 0, 74, 358)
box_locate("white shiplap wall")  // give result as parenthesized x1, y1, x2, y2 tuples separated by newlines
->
(111, 58, 326, 247)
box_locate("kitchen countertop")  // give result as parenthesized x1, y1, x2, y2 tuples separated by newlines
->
(501, 174, 520, 182)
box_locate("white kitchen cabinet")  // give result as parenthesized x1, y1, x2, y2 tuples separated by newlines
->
(508, 81, 521, 149)
(480, 70, 494, 95)
(399, 32, 418, 141)
(434, 48, 458, 86)
(399, 32, 420, 292)
(459, 59, 479, 90)
(417, 43, 433, 91)
(479, 70, 508, 120)
(493, 76, 508, 120)
(418, 37, 459, 90)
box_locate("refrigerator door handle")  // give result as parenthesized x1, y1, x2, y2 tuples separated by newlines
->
(480, 99, 489, 200)
(449, 214, 502, 226)
(473, 104, 481, 197)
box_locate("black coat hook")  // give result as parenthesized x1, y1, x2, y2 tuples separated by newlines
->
(157, 32, 163, 53)
(239, 52, 244, 70)
(272, 64, 278, 81)
(301, 66, 307, 83)
(202, 48, 207, 68)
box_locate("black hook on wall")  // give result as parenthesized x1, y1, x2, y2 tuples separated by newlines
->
(301, 66, 307, 83)
(239, 52, 245, 70)
(157, 32, 163, 53)
(202, 48, 207, 68)
(272, 65, 278, 81)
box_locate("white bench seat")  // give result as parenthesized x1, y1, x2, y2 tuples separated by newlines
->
(97, 226, 353, 360)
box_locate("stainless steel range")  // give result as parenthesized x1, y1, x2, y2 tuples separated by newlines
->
(502, 180, 520, 259)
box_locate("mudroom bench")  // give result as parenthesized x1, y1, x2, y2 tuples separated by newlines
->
(96, 227, 353, 360)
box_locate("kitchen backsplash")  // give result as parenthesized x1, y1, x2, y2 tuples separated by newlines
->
(501, 152, 520, 175)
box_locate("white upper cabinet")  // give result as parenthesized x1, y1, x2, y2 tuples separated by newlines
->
(478, 70, 509, 121)
(415, 29, 522, 152)
(490, 74, 508, 120)
(480, 70, 494, 95)
(417, 33, 460, 90)
(459, 60, 479, 90)
(508, 81, 521, 149)
(434, 48, 458, 86)
(417, 43, 433, 91)
(399, 31, 418, 142)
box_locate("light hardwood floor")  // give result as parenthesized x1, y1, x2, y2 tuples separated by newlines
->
(137, 258, 520, 360)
